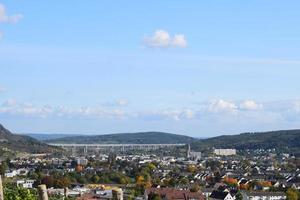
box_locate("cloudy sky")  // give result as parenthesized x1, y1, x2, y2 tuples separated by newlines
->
(0, 1, 300, 136)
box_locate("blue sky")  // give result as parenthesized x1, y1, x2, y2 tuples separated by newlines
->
(0, 1, 300, 137)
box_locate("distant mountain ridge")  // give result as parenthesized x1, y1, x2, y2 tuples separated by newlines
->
(8, 127, 300, 155)
(191, 129, 300, 153)
(0, 124, 59, 154)
(45, 129, 300, 154)
(25, 133, 82, 141)
(45, 131, 196, 144)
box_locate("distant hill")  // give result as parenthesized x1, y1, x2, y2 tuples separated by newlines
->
(25, 133, 82, 141)
(0, 124, 59, 154)
(191, 129, 300, 153)
(45, 131, 196, 144)
(12, 128, 300, 154)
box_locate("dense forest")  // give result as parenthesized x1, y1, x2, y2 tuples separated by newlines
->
(0, 124, 60, 154)
(45, 131, 196, 144)
(46, 129, 300, 154)
(191, 129, 300, 154)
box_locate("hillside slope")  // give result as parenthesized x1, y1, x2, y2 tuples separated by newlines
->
(25, 133, 82, 141)
(0, 124, 59, 154)
(46, 131, 196, 144)
(191, 129, 300, 153)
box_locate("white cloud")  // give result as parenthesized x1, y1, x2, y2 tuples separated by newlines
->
(144, 29, 187, 48)
(0, 4, 22, 24)
(139, 110, 181, 121)
(0, 86, 6, 93)
(2, 99, 17, 106)
(172, 34, 187, 48)
(1, 99, 300, 129)
(0, 100, 129, 119)
(239, 100, 263, 111)
(144, 30, 170, 47)
(294, 101, 300, 113)
(116, 99, 128, 106)
(0, 101, 53, 118)
(207, 99, 237, 113)
(103, 99, 129, 107)
(136, 108, 196, 121)
(182, 109, 195, 119)
(0, 4, 22, 40)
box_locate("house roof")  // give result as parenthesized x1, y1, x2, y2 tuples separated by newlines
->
(244, 191, 286, 197)
(239, 179, 248, 184)
(145, 188, 205, 200)
(210, 191, 230, 199)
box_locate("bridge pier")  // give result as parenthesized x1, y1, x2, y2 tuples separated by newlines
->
(84, 146, 88, 155)
(72, 146, 76, 156)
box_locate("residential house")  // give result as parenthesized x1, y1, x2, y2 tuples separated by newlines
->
(145, 188, 205, 200)
(16, 179, 35, 189)
(243, 191, 286, 200)
(209, 190, 234, 200)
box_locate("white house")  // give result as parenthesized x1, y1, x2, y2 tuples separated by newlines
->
(16, 179, 35, 189)
(243, 191, 286, 200)
(214, 149, 236, 156)
(5, 170, 17, 178)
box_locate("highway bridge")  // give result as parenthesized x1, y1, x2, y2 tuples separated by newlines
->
(48, 143, 187, 155)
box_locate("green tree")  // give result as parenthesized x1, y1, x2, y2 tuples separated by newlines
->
(77, 176, 87, 184)
(179, 177, 189, 185)
(168, 178, 176, 187)
(108, 153, 116, 169)
(286, 188, 298, 200)
(55, 177, 71, 188)
(4, 187, 38, 200)
(91, 174, 100, 183)
(235, 191, 243, 200)
(0, 161, 8, 175)
(190, 184, 200, 192)
(147, 163, 157, 171)
(206, 160, 221, 171)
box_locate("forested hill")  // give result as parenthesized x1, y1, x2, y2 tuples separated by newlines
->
(191, 129, 300, 153)
(17, 128, 300, 154)
(0, 124, 59, 154)
(45, 132, 196, 144)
